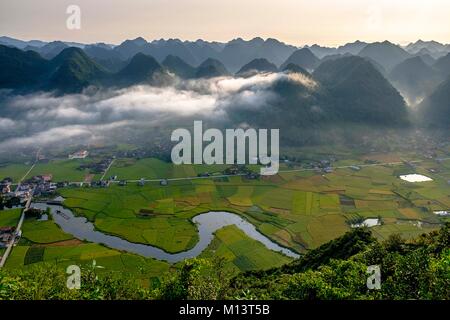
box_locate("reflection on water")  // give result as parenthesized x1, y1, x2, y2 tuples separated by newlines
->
(30, 203, 299, 263)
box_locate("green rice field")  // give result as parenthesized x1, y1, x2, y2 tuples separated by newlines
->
(2, 148, 449, 277)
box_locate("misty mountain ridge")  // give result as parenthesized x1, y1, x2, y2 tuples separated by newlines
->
(2, 35, 449, 74)
(404, 40, 450, 59)
(419, 75, 450, 127)
(113, 52, 166, 86)
(281, 48, 320, 72)
(313, 55, 409, 125)
(433, 53, 450, 78)
(45, 47, 109, 93)
(0, 45, 49, 89)
(281, 63, 311, 77)
(195, 58, 230, 78)
(162, 55, 197, 79)
(236, 58, 278, 77)
(1, 35, 450, 130)
(358, 41, 412, 71)
(389, 56, 443, 105)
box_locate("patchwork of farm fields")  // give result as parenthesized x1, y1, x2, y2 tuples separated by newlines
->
(3, 213, 291, 280)
(1, 150, 450, 277)
(56, 155, 448, 253)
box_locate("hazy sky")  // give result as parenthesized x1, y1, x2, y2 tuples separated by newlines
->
(1, 0, 449, 46)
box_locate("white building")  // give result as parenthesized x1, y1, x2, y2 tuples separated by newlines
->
(69, 150, 89, 159)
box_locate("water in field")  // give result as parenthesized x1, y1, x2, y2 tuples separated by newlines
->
(399, 174, 433, 182)
(30, 203, 299, 263)
(351, 218, 381, 228)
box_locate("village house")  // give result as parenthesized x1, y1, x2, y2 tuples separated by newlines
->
(245, 172, 260, 180)
(323, 166, 333, 173)
(1, 184, 11, 194)
(0, 226, 16, 246)
(197, 172, 210, 177)
(41, 174, 53, 182)
(56, 182, 69, 188)
(90, 180, 110, 188)
(1, 177, 12, 194)
(69, 150, 89, 159)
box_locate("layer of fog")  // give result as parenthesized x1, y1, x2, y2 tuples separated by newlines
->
(0, 72, 317, 152)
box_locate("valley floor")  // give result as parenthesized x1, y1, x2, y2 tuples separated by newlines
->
(1, 145, 450, 284)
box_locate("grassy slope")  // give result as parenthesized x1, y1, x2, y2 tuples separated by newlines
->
(0, 209, 22, 227)
(200, 225, 292, 272)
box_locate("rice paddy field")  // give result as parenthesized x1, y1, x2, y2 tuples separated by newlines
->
(3, 213, 292, 281)
(25, 159, 98, 182)
(2, 147, 450, 277)
(200, 225, 293, 272)
(53, 153, 449, 254)
(0, 208, 22, 227)
(0, 163, 31, 183)
(4, 215, 171, 283)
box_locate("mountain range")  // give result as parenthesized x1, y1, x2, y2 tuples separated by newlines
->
(2, 36, 449, 73)
(1, 36, 450, 129)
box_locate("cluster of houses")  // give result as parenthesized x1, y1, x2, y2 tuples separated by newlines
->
(1, 177, 32, 207)
(0, 226, 18, 250)
(1, 174, 64, 208)
(307, 158, 338, 174)
(0, 178, 12, 194)
(28, 174, 61, 197)
(0, 178, 22, 250)
(221, 165, 261, 180)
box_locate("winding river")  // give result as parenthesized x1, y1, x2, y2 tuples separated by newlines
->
(30, 203, 300, 263)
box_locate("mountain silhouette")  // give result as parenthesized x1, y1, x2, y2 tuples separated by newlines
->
(236, 58, 278, 76)
(281, 48, 320, 71)
(195, 58, 230, 78)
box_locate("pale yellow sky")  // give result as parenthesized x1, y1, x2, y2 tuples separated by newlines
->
(1, 0, 449, 46)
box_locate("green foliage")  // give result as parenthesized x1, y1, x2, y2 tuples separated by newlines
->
(0, 45, 49, 88)
(229, 225, 449, 300)
(282, 259, 368, 300)
(283, 228, 375, 273)
(0, 209, 21, 227)
(156, 258, 232, 300)
(0, 263, 151, 300)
